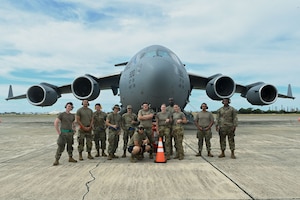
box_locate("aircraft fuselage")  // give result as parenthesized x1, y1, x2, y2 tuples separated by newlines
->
(119, 45, 190, 113)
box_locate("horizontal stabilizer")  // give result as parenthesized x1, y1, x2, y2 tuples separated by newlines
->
(114, 62, 128, 67)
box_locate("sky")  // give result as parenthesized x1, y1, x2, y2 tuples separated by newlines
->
(1, 0, 300, 114)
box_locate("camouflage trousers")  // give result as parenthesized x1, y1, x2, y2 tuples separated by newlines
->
(158, 125, 171, 156)
(77, 129, 93, 153)
(123, 128, 135, 150)
(55, 132, 74, 159)
(108, 129, 120, 155)
(93, 128, 107, 151)
(197, 129, 212, 152)
(172, 125, 184, 157)
(219, 126, 235, 151)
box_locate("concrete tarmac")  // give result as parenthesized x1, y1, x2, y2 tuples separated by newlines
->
(0, 114, 300, 200)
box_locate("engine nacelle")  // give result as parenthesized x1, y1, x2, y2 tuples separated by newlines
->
(246, 84, 277, 105)
(206, 75, 236, 100)
(26, 84, 58, 106)
(71, 75, 100, 101)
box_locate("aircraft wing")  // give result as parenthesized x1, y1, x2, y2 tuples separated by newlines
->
(188, 73, 295, 105)
(6, 72, 121, 106)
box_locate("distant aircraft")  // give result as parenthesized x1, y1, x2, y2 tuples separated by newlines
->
(6, 45, 295, 113)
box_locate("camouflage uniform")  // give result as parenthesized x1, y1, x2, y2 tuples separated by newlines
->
(138, 108, 155, 145)
(55, 112, 75, 160)
(172, 111, 186, 159)
(122, 112, 138, 152)
(216, 106, 238, 151)
(156, 111, 172, 157)
(93, 110, 107, 153)
(77, 107, 93, 154)
(107, 112, 122, 156)
(195, 111, 214, 153)
(166, 105, 175, 154)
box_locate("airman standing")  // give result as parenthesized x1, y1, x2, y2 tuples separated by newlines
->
(76, 100, 94, 160)
(156, 103, 172, 160)
(93, 103, 107, 157)
(53, 102, 77, 165)
(121, 105, 138, 157)
(106, 104, 122, 160)
(216, 98, 238, 159)
(138, 102, 154, 159)
(172, 104, 187, 160)
(194, 103, 214, 157)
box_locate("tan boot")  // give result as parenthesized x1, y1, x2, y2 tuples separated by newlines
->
(102, 150, 107, 157)
(88, 152, 94, 159)
(207, 151, 214, 157)
(53, 159, 59, 166)
(195, 152, 201, 157)
(95, 150, 100, 157)
(79, 152, 83, 161)
(231, 150, 236, 159)
(107, 154, 113, 160)
(218, 150, 225, 158)
(69, 156, 77, 163)
(130, 154, 137, 163)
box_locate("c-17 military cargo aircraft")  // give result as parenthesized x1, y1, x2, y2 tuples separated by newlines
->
(6, 45, 294, 113)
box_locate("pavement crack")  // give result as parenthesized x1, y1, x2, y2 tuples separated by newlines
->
(82, 161, 101, 200)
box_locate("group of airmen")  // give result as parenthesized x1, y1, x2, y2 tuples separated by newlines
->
(53, 97, 238, 165)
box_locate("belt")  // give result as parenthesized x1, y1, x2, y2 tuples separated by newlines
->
(128, 127, 135, 131)
(61, 129, 73, 133)
(109, 126, 120, 131)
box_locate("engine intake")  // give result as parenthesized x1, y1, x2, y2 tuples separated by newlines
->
(71, 75, 100, 101)
(26, 84, 59, 106)
(246, 84, 277, 105)
(206, 75, 236, 100)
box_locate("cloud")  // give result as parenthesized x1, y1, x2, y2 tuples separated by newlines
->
(0, 0, 299, 113)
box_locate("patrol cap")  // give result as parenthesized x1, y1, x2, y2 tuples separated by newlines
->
(127, 105, 132, 109)
(112, 104, 120, 110)
(138, 124, 144, 128)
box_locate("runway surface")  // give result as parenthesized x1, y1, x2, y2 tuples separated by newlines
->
(0, 114, 299, 200)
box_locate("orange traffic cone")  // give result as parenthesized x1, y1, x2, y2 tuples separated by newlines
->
(155, 137, 167, 163)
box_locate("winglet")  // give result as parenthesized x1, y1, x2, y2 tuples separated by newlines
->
(7, 85, 13, 99)
(287, 84, 294, 98)
(278, 84, 295, 99)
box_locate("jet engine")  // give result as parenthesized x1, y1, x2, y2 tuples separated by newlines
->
(246, 83, 277, 105)
(206, 75, 236, 100)
(71, 74, 100, 101)
(26, 83, 59, 106)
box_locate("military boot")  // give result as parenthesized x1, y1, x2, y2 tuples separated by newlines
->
(95, 150, 100, 157)
(231, 150, 236, 159)
(195, 151, 201, 157)
(174, 153, 179, 159)
(53, 159, 59, 166)
(88, 152, 94, 159)
(130, 154, 137, 163)
(79, 152, 83, 161)
(207, 151, 214, 157)
(218, 150, 225, 158)
(107, 154, 113, 160)
(102, 150, 107, 157)
(69, 156, 77, 163)
(121, 150, 126, 158)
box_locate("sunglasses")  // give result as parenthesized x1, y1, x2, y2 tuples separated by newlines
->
(139, 127, 144, 130)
